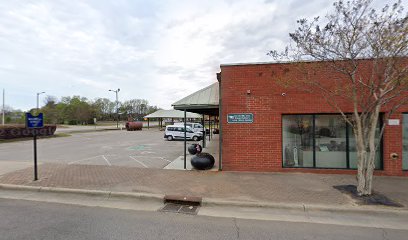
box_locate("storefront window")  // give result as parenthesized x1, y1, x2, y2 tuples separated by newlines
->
(314, 115, 347, 168)
(403, 114, 408, 170)
(282, 115, 314, 167)
(282, 114, 383, 169)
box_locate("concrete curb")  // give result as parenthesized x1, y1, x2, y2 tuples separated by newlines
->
(0, 184, 42, 192)
(56, 128, 121, 134)
(109, 191, 164, 201)
(202, 197, 408, 215)
(0, 184, 164, 203)
(1, 183, 407, 215)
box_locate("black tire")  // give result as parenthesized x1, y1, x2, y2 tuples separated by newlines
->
(167, 135, 173, 141)
(191, 152, 215, 170)
(192, 136, 199, 141)
(188, 144, 203, 155)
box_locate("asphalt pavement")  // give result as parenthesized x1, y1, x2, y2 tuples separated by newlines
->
(0, 129, 191, 169)
(1, 198, 406, 240)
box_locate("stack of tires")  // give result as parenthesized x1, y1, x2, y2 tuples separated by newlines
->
(188, 144, 215, 170)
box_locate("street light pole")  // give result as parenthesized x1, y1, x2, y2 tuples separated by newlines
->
(2, 89, 5, 126)
(36, 92, 45, 109)
(109, 88, 120, 129)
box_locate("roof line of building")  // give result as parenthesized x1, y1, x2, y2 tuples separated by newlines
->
(171, 83, 218, 107)
(220, 60, 312, 67)
(219, 57, 393, 67)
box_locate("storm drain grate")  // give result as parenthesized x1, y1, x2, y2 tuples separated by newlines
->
(160, 203, 200, 215)
(159, 195, 202, 215)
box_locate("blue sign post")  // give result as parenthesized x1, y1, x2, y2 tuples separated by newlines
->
(26, 112, 44, 181)
(26, 112, 44, 128)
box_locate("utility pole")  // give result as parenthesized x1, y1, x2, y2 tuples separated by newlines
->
(36, 91, 45, 109)
(2, 89, 4, 125)
(109, 88, 120, 129)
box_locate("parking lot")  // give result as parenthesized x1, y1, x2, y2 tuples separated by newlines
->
(0, 129, 190, 169)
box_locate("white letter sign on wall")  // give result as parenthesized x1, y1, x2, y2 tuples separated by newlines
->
(227, 113, 254, 123)
(388, 119, 400, 126)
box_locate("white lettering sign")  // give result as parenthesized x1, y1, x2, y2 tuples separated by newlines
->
(388, 119, 400, 126)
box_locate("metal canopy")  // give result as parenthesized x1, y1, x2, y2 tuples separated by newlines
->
(172, 83, 219, 115)
(144, 109, 202, 119)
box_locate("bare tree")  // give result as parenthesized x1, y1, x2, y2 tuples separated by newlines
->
(121, 99, 150, 120)
(269, 0, 408, 195)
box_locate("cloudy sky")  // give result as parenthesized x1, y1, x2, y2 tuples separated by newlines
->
(0, 0, 391, 110)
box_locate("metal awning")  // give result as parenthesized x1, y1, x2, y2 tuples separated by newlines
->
(144, 109, 202, 119)
(172, 83, 219, 115)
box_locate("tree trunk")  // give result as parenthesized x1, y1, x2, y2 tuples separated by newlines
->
(356, 150, 376, 195)
(355, 107, 380, 196)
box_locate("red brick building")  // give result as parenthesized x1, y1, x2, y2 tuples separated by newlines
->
(219, 60, 408, 176)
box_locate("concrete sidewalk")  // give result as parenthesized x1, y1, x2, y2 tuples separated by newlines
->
(0, 163, 407, 212)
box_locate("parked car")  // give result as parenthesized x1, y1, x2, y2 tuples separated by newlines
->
(174, 122, 205, 133)
(164, 125, 202, 141)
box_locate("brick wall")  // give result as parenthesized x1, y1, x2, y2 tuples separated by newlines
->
(220, 61, 408, 176)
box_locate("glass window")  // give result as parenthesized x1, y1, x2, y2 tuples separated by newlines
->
(282, 115, 314, 167)
(314, 115, 347, 168)
(403, 114, 408, 170)
(282, 114, 383, 169)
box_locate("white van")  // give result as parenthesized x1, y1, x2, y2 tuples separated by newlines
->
(174, 122, 204, 133)
(164, 125, 202, 141)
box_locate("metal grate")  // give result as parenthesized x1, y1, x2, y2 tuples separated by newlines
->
(159, 203, 200, 215)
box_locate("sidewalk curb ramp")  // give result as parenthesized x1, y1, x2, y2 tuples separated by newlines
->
(1, 184, 407, 215)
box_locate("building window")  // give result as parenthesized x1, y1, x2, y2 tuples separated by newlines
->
(282, 115, 313, 167)
(403, 114, 408, 170)
(315, 115, 347, 168)
(282, 114, 383, 169)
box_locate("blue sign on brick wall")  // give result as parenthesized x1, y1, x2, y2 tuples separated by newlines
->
(227, 113, 254, 123)
(26, 113, 44, 129)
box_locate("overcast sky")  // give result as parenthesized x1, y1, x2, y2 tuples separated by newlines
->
(0, 0, 393, 110)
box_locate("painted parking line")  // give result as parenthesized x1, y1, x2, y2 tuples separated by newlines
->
(129, 156, 148, 168)
(140, 151, 155, 154)
(102, 155, 112, 166)
(68, 155, 113, 166)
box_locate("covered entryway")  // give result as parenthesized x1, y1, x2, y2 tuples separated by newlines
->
(171, 82, 221, 171)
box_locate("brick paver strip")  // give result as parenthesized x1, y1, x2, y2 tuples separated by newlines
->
(1, 163, 406, 207)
